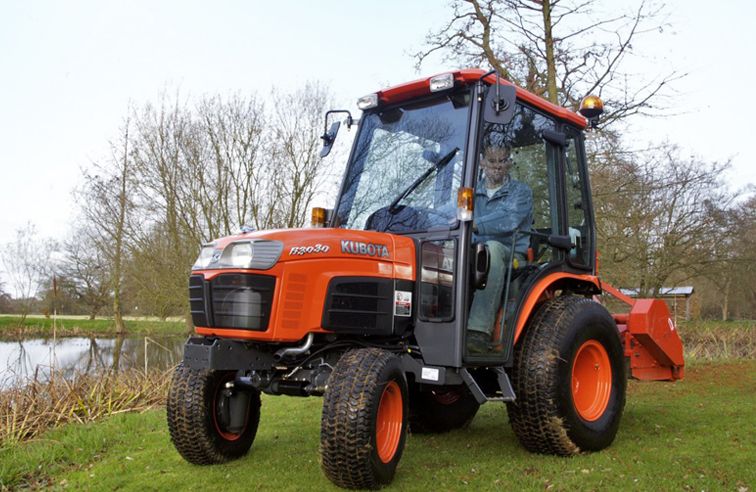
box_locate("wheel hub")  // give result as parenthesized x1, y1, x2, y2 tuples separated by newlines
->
(571, 340, 612, 421)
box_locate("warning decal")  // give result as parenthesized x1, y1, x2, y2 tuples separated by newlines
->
(394, 290, 412, 317)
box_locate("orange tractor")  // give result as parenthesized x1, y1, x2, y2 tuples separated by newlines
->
(167, 69, 684, 489)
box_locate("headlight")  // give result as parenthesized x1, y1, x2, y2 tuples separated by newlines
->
(225, 241, 254, 268)
(192, 245, 216, 270)
(218, 240, 283, 270)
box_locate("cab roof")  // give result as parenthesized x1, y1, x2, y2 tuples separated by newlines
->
(375, 68, 587, 129)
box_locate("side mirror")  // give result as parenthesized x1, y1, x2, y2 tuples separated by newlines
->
(473, 242, 490, 289)
(319, 109, 354, 158)
(320, 121, 341, 158)
(483, 83, 517, 125)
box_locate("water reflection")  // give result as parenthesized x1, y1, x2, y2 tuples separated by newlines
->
(0, 335, 185, 389)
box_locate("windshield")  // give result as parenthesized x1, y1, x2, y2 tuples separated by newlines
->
(335, 91, 471, 233)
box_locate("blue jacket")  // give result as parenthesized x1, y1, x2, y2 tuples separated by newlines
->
(473, 178, 533, 255)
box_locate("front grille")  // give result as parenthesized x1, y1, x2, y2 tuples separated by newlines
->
(322, 277, 393, 335)
(189, 273, 275, 331)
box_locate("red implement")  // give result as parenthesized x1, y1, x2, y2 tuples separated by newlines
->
(602, 282, 685, 381)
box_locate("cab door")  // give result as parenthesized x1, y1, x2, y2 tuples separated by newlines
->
(562, 128, 595, 271)
(463, 103, 562, 362)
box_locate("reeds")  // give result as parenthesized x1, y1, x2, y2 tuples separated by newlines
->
(1, 367, 173, 447)
(680, 320, 755, 360)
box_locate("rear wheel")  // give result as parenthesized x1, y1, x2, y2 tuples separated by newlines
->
(507, 295, 626, 455)
(167, 363, 261, 464)
(320, 348, 408, 489)
(409, 384, 480, 433)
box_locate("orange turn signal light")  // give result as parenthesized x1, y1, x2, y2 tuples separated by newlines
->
(457, 187, 474, 221)
(311, 207, 327, 228)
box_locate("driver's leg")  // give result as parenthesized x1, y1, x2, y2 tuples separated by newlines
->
(467, 240, 510, 353)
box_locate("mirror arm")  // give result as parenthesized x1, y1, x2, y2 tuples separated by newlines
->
(323, 110, 353, 132)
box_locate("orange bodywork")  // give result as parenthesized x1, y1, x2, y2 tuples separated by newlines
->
(512, 272, 601, 345)
(194, 228, 415, 342)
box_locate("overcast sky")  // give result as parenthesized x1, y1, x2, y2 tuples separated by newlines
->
(1, 0, 754, 251)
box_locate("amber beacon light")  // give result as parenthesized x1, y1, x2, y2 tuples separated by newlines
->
(311, 207, 327, 228)
(579, 95, 604, 126)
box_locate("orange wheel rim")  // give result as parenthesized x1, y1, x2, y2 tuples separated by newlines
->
(376, 380, 403, 463)
(571, 340, 612, 421)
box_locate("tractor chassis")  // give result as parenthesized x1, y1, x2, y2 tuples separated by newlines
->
(181, 336, 517, 402)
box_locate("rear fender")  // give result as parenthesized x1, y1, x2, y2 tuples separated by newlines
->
(513, 273, 601, 345)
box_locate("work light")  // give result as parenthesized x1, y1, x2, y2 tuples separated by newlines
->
(429, 73, 454, 92)
(357, 93, 379, 110)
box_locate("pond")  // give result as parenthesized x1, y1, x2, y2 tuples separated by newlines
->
(0, 335, 186, 389)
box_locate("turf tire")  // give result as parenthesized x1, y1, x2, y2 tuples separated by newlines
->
(507, 295, 626, 455)
(320, 348, 408, 489)
(409, 384, 480, 434)
(167, 363, 261, 465)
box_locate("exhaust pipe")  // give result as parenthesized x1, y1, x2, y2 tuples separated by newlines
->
(274, 333, 315, 360)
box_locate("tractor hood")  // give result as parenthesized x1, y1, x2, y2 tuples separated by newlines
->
(196, 228, 415, 280)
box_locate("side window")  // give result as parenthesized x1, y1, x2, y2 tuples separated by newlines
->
(419, 240, 455, 320)
(564, 132, 592, 267)
(476, 104, 558, 264)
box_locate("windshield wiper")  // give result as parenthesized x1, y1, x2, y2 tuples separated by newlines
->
(387, 147, 459, 214)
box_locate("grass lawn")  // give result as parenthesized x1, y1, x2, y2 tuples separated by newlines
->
(0, 316, 190, 340)
(1, 360, 753, 491)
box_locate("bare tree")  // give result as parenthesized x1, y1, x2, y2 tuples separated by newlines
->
(0, 224, 53, 323)
(194, 94, 269, 236)
(126, 222, 188, 320)
(415, 0, 680, 126)
(699, 193, 756, 319)
(590, 139, 737, 296)
(77, 120, 135, 333)
(269, 83, 335, 228)
(57, 228, 112, 319)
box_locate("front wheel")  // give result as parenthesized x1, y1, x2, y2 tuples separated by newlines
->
(320, 348, 408, 489)
(507, 295, 626, 455)
(167, 363, 261, 464)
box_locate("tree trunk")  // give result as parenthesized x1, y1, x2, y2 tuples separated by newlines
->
(540, 0, 559, 104)
(721, 277, 731, 321)
(112, 123, 130, 335)
(112, 333, 125, 372)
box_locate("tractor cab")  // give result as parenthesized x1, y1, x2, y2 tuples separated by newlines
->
(325, 70, 597, 366)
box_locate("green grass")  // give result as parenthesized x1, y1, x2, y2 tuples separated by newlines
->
(0, 316, 190, 340)
(2, 361, 753, 491)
